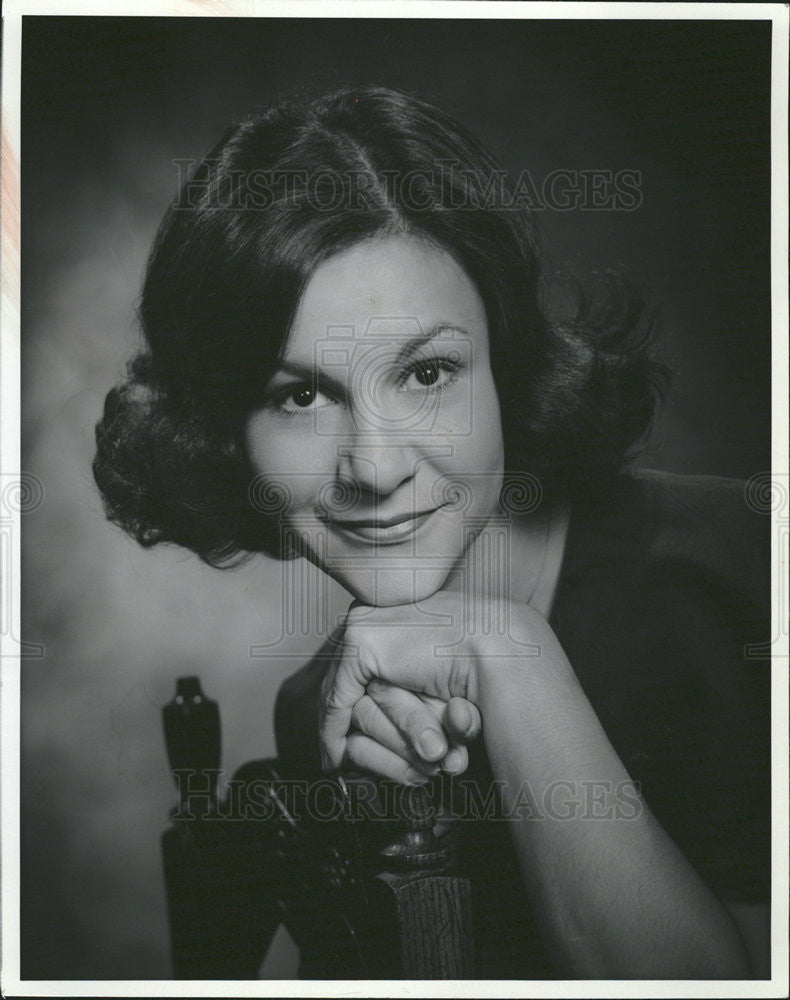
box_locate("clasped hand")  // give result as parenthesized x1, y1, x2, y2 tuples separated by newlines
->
(319, 591, 546, 784)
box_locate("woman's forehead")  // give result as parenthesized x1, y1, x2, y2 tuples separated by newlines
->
(283, 233, 488, 362)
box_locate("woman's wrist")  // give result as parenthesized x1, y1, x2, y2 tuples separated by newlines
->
(470, 601, 578, 704)
(469, 607, 607, 793)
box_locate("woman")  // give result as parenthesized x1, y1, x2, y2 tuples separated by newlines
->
(93, 86, 770, 979)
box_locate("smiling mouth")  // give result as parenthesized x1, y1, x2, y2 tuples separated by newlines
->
(328, 508, 441, 544)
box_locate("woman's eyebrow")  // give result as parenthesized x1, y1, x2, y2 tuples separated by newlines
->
(268, 360, 346, 398)
(272, 323, 471, 384)
(393, 323, 470, 365)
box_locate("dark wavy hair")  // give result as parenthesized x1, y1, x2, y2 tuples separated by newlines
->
(93, 85, 668, 567)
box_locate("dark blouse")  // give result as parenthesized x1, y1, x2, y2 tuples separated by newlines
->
(274, 468, 771, 977)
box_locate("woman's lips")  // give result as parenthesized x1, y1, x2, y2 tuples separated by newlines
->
(328, 508, 440, 544)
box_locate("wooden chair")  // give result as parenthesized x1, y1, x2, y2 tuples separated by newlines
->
(161, 676, 474, 979)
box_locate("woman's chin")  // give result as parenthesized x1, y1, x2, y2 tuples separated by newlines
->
(338, 567, 451, 608)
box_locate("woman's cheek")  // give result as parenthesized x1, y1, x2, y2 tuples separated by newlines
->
(247, 412, 327, 475)
(244, 410, 275, 473)
(445, 386, 504, 478)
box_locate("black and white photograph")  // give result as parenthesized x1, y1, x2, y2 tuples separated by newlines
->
(3, 2, 788, 993)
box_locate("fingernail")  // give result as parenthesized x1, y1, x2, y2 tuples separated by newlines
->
(405, 767, 430, 786)
(459, 702, 473, 732)
(418, 729, 445, 760)
(443, 749, 463, 774)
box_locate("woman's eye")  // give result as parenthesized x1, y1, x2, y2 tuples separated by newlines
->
(278, 384, 334, 413)
(399, 358, 460, 393)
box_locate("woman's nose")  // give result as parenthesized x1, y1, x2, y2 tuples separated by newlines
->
(340, 435, 416, 496)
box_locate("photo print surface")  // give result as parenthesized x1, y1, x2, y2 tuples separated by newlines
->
(15, 10, 779, 986)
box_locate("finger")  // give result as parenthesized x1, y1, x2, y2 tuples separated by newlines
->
(352, 693, 451, 777)
(416, 691, 449, 719)
(444, 696, 482, 743)
(439, 743, 468, 776)
(365, 679, 448, 762)
(414, 694, 469, 773)
(351, 694, 411, 759)
(370, 682, 480, 745)
(344, 731, 435, 786)
(319, 653, 367, 771)
(368, 681, 470, 774)
(368, 680, 447, 726)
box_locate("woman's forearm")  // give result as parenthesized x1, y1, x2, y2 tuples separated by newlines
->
(477, 652, 750, 979)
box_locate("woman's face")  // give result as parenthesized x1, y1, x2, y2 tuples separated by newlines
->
(245, 233, 505, 606)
